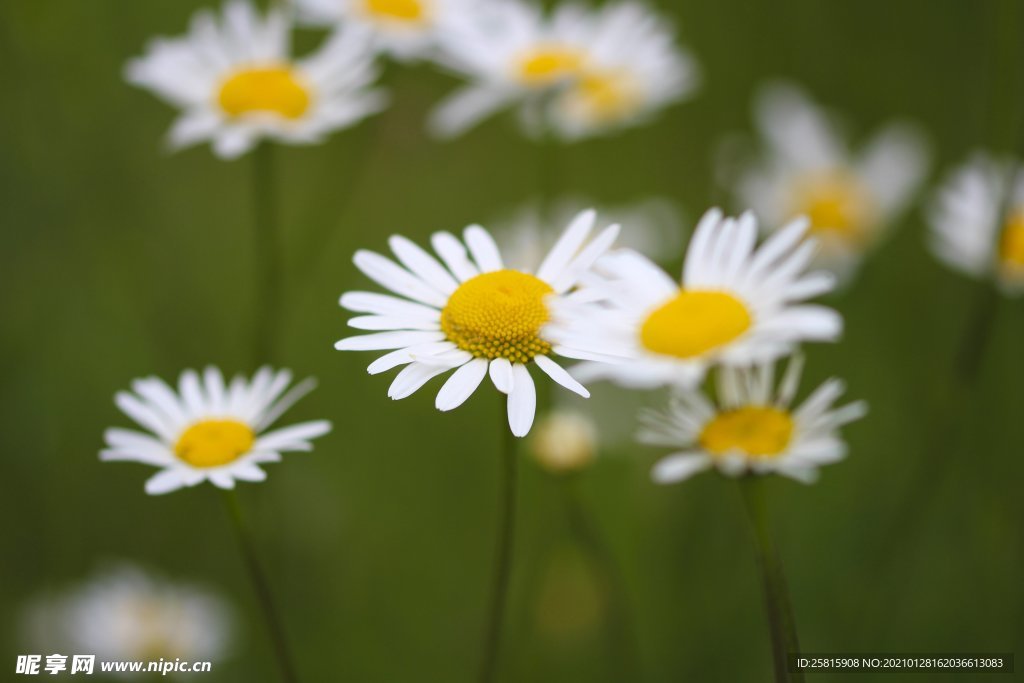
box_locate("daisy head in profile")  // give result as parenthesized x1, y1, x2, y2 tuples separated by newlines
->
(928, 152, 1024, 294)
(639, 355, 867, 485)
(335, 210, 619, 436)
(102, 366, 331, 495)
(546, 208, 842, 389)
(546, 2, 698, 141)
(295, 0, 469, 60)
(125, 0, 386, 159)
(430, 1, 693, 139)
(24, 564, 231, 665)
(732, 82, 928, 282)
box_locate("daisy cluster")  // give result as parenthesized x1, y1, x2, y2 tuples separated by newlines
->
(125, 0, 698, 158)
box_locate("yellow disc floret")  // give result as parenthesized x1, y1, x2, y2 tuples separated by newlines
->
(441, 270, 554, 364)
(571, 70, 641, 124)
(640, 290, 752, 359)
(218, 66, 310, 120)
(364, 0, 424, 22)
(517, 46, 585, 86)
(174, 419, 255, 468)
(998, 209, 1024, 268)
(699, 407, 794, 459)
(791, 172, 874, 242)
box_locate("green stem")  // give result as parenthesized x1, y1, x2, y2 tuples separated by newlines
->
(739, 477, 803, 683)
(251, 143, 283, 366)
(537, 130, 559, 225)
(222, 490, 299, 683)
(478, 408, 519, 683)
(558, 475, 642, 681)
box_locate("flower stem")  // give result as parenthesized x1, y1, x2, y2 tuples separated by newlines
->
(478, 409, 519, 683)
(222, 489, 299, 683)
(739, 477, 803, 683)
(252, 142, 284, 366)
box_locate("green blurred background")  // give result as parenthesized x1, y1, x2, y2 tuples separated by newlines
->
(2, 0, 1022, 680)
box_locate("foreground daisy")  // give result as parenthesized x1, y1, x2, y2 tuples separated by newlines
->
(102, 366, 331, 494)
(335, 210, 619, 436)
(639, 356, 867, 484)
(734, 82, 928, 281)
(296, 0, 467, 60)
(126, 0, 386, 159)
(547, 208, 841, 388)
(24, 564, 231, 665)
(430, 1, 692, 139)
(928, 152, 1024, 294)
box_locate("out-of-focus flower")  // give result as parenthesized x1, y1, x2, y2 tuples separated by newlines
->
(732, 82, 928, 282)
(335, 211, 619, 436)
(126, 0, 386, 159)
(547, 208, 841, 389)
(295, 0, 469, 60)
(24, 565, 231, 670)
(102, 366, 331, 495)
(640, 356, 866, 485)
(928, 152, 1024, 294)
(429, 0, 696, 140)
(529, 410, 598, 473)
(491, 196, 685, 271)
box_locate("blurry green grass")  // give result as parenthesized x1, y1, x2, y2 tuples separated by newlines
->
(1, 0, 1022, 681)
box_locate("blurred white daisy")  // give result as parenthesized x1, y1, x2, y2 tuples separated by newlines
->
(492, 196, 684, 271)
(547, 208, 842, 388)
(24, 564, 231, 668)
(928, 152, 1024, 294)
(546, 2, 698, 140)
(640, 356, 867, 484)
(126, 0, 386, 159)
(429, 1, 694, 139)
(335, 210, 619, 436)
(295, 0, 467, 60)
(102, 366, 331, 495)
(734, 82, 928, 281)
(529, 410, 597, 473)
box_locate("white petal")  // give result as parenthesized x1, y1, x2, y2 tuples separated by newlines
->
(489, 357, 513, 394)
(387, 235, 460, 295)
(464, 225, 504, 272)
(507, 364, 537, 437)
(536, 209, 595, 284)
(144, 469, 189, 496)
(335, 330, 445, 351)
(651, 453, 711, 484)
(431, 231, 479, 281)
(254, 420, 332, 451)
(388, 362, 451, 400)
(353, 249, 448, 307)
(533, 355, 589, 398)
(435, 358, 489, 411)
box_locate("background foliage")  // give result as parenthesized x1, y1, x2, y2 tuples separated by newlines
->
(1, 0, 1022, 680)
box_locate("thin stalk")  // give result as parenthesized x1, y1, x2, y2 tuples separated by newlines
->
(537, 130, 560, 225)
(222, 490, 299, 683)
(251, 142, 284, 366)
(478, 410, 519, 683)
(739, 477, 803, 683)
(558, 475, 642, 681)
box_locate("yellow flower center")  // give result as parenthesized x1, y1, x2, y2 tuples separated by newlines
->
(998, 209, 1024, 268)
(572, 70, 640, 123)
(517, 46, 585, 86)
(699, 406, 794, 459)
(791, 173, 874, 241)
(640, 290, 752, 359)
(440, 270, 554, 364)
(174, 419, 255, 468)
(218, 66, 310, 120)
(364, 0, 424, 22)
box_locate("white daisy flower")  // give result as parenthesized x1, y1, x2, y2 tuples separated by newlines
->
(639, 356, 867, 485)
(432, 0, 687, 139)
(295, 0, 468, 60)
(546, 2, 699, 140)
(928, 152, 1024, 294)
(102, 366, 332, 495)
(125, 0, 386, 159)
(23, 564, 231, 667)
(734, 82, 928, 282)
(546, 208, 842, 388)
(334, 210, 620, 436)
